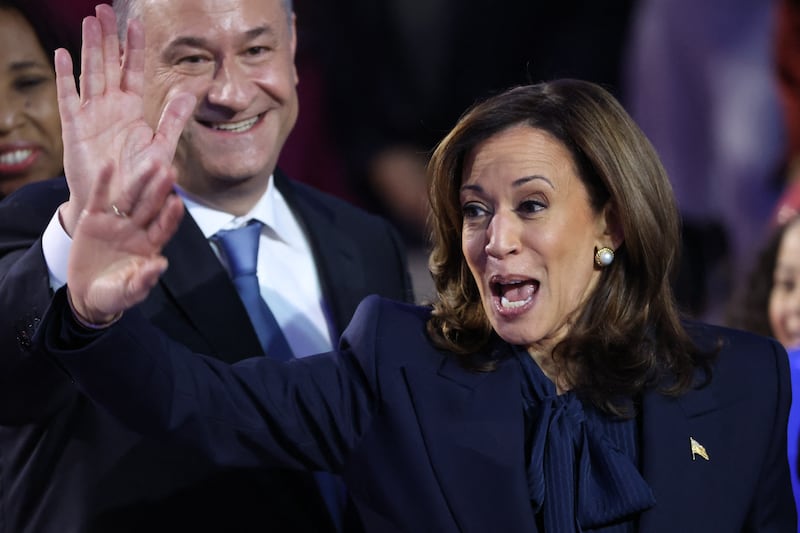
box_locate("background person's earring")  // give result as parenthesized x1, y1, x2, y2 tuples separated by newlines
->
(595, 247, 615, 267)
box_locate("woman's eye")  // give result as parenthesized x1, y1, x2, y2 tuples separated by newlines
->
(462, 202, 488, 219)
(14, 76, 48, 91)
(517, 199, 545, 215)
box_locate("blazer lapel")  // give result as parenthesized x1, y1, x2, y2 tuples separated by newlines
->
(403, 354, 536, 532)
(638, 377, 718, 533)
(275, 171, 364, 335)
(157, 211, 264, 362)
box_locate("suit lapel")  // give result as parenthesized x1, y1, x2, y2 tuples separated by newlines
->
(154, 172, 365, 361)
(157, 211, 264, 362)
(403, 354, 536, 532)
(638, 377, 718, 533)
(274, 171, 364, 335)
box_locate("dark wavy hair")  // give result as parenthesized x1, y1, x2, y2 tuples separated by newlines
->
(726, 216, 800, 338)
(425, 79, 715, 415)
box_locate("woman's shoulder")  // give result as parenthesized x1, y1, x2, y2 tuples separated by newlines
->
(683, 320, 789, 401)
(349, 295, 432, 328)
(684, 320, 784, 360)
(343, 296, 435, 353)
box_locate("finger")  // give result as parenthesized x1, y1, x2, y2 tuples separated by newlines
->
(96, 4, 121, 90)
(84, 162, 115, 215)
(126, 256, 170, 305)
(111, 158, 160, 216)
(147, 191, 184, 249)
(130, 163, 178, 227)
(153, 93, 196, 160)
(120, 18, 145, 95)
(79, 15, 105, 99)
(55, 49, 80, 126)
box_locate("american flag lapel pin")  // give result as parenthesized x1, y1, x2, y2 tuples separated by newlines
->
(690, 436, 709, 461)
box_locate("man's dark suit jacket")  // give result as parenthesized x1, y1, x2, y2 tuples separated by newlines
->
(39, 294, 796, 532)
(0, 172, 413, 532)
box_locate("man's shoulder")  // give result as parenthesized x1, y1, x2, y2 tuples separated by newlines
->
(279, 172, 389, 227)
(0, 177, 69, 237)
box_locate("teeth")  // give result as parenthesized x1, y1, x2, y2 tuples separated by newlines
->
(210, 116, 259, 133)
(0, 149, 33, 165)
(500, 295, 531, 309)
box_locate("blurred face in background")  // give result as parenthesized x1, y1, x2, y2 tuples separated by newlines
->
(769, 219, 800, 349)
(0, 7, 63, 198)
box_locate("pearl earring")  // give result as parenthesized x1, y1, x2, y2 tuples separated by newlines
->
(595, 247, 615, 268)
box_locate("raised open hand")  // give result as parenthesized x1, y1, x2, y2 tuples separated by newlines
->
(67, 156, 184, 326)
(55, 4, 194, 235)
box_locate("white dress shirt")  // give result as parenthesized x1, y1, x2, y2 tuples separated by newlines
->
(42, 177, 335, 358)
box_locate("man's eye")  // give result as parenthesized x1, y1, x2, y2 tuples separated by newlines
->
(178, 55, 208, 65)
(245, 46, 269, 56)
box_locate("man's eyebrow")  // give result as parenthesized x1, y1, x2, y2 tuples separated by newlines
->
(243, 26, 274, 40)
(163, 26, 275, 52)
(164, 36, 209, 50)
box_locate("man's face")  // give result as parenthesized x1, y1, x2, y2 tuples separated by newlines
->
(136, 0, 298, 203)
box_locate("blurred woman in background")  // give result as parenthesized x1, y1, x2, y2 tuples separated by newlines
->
(0, 0, 67, 199)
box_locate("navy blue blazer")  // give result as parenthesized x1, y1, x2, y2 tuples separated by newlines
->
(0, 174, 413, 532)
(40, 293, 796, 532)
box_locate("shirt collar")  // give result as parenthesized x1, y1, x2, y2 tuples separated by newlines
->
(176, 176, 295, 244)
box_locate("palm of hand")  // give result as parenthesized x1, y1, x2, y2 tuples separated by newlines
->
(55, 7, 191, 235)
(62, 91, 158, 204)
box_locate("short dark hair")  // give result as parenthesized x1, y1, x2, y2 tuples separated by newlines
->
(113, 0, 295, 42)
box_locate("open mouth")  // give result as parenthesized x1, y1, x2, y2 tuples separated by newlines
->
(199, 113, 264, 133)
(491, 278, 539, 310)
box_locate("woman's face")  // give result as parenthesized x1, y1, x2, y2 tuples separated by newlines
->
(0, 8, 63, 197)
(769, 221, 800, 349)
(461, 125, 613, 356)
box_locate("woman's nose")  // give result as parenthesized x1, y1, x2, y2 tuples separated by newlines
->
(484, 211, 520, 258)
(0, 97, 24, 134)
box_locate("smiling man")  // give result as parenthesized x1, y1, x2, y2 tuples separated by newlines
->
(132, 0, 299, 215)
(0, 0, 412, 531)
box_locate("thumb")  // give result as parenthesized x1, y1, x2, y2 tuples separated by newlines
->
(155, 92, 196, 159)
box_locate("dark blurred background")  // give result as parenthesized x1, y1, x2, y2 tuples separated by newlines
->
(37, 0, 794, 319)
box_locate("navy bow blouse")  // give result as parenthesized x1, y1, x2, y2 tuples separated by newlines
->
(517, 349, 656, 532)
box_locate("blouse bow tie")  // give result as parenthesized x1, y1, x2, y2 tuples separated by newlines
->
(518, 351, 656, 532)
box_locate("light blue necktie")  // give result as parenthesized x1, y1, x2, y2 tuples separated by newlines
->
(213, 220, 294, 361)
(215, 221, 345, 530)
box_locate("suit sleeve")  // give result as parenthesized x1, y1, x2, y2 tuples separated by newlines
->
(0, 190, 76, 423)
(35, 288, 384, 473)
(746, 338, 798, 531)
